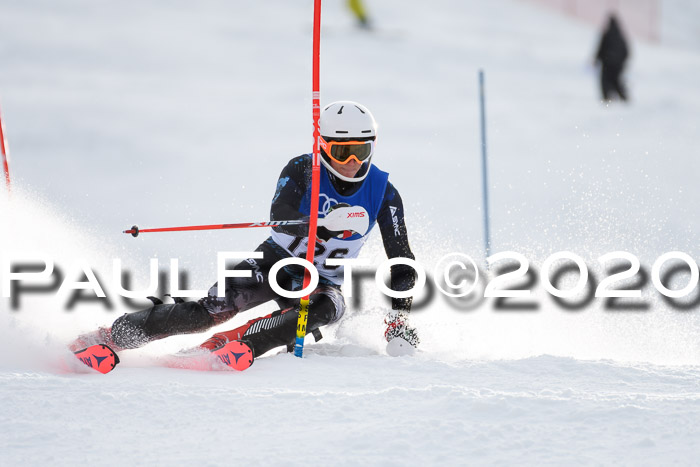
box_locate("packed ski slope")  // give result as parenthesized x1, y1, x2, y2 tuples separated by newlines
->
(1, 0, 700, 465)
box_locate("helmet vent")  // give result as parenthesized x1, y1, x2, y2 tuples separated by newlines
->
(337, 105, 344, 114)
(355, 105, 366, 114)
(335, 130, 349, 134)
(361, 130, 372, 133)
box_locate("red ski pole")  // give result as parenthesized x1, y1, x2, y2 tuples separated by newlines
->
(122, 219, 308, 237)
(294, 0, 322, 358)
(0, 103, 11, 193)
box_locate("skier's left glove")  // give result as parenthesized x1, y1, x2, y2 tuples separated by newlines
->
(384, 310, 419, 348)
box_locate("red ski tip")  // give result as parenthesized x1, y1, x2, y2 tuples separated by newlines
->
(73, 344, 120, 374)
(212, 341, 254, 371)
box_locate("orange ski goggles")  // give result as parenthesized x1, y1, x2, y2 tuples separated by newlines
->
(320, 137, 375, 165)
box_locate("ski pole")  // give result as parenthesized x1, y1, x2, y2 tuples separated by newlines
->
(123, 219, 308, 237)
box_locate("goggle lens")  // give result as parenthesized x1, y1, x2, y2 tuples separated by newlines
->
(322, 138, 374, 165)
(330, 143, 372, 162)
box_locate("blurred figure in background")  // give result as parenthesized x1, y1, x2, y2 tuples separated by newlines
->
(348, 0, 371, 29)
(595, 14, 630, 102)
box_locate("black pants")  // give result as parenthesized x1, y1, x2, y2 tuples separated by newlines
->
(601, 64, 627, 101)
(111, 238, 345, 357)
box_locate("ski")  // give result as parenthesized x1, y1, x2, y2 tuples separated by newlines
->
(155, 341, 255, 372)
(73, 344, 120, 374)
(212, 340, 254, 371)
(72, 340, 253, 374)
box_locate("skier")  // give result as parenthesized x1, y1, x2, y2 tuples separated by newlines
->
(71, 101, 419, 370)
(594, 14, 630, 102)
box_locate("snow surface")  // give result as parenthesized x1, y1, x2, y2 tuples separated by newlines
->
(1, 0, 700, 465)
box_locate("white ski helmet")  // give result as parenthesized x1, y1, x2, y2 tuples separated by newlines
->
(319, 101, 377, 182)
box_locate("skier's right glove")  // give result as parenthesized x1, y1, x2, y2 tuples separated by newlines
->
(316, 203, 349, 242)
(384, 311, 420, 348)
(317, 203, 369, 242)
(316, 226, 345, 243)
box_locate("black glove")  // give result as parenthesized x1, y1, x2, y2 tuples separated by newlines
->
(317, 226, 344, 242)
(316, 203, 351, 243)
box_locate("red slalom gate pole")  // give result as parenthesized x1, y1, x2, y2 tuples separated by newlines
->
(294, 0, 322, 358)
(122, 219, 308, 237)
(0, 103, 11, 193)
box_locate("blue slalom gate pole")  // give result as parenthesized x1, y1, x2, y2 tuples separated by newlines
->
(478, 70, 492, 260)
